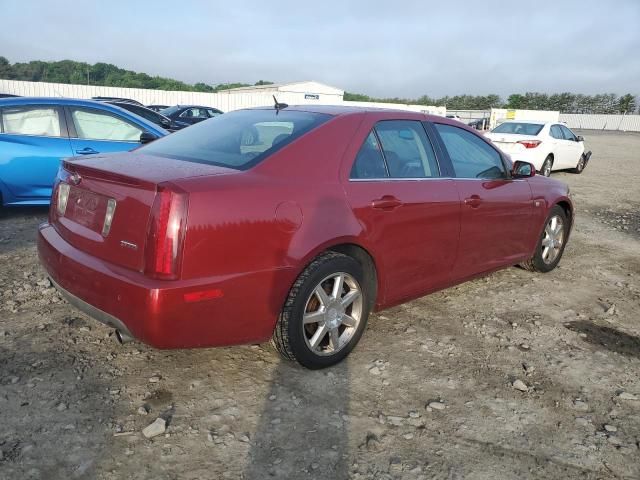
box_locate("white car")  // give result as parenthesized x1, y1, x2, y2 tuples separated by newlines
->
(485, 121, 591, 176)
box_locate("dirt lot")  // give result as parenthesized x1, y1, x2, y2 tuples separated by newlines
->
(1, 130, 639, 480)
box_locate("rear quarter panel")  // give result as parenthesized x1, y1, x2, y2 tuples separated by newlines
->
(527, 175, 573, 250)
(174, 113, 368, 336)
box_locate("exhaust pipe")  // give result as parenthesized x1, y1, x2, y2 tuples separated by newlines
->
(114, 329, 133, 344)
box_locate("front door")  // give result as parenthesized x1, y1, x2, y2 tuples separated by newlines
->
(432, 122, 533, 280)
(344, 120, 460, 304)
(65, 107, 143, 156)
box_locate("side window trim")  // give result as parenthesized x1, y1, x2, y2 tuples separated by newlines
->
(371, 127, 391, 178)
(423, 121, 455, 178)
(0, 105, 69, 138)
(431, 122, 511, 180)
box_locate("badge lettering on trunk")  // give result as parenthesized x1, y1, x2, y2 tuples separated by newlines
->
(120, 241, 138, 251)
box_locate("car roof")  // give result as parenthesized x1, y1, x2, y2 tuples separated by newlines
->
(0, 97, 167, 134)
(249, 104, 451, 123)
(497, 120, 548, 125)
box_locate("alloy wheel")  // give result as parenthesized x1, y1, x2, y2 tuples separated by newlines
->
(302, 272, 363, 356)
(541, 215, 564, 264)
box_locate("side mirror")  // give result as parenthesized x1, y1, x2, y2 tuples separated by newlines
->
(140, 132, 158, 144)
(512, 160, 535, 178)
(576, 135, 584, 142)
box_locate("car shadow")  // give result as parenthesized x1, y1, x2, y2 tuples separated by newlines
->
(243, 359, 351, 479)
(565, 320, 640, 359)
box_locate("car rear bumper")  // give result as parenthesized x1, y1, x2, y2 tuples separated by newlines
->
(38, 223, 290, 348)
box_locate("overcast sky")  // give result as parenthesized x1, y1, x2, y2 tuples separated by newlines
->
(2, 0, 638, 98)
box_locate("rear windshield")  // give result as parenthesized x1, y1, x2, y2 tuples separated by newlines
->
(140, 109, 331, 170)
(492, 122, 543, 136)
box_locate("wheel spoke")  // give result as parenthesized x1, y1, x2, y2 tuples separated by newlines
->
(329, 328, 340, 351)
(341, 314, 357, 328)
(309, 324, 328, 349)
(340, 290, 361, 309)
(550, 216, 557, 232)
(314, 286, 330, 306)
(542, 246, 550, 261)
(541, 237, 552, 248)
(303, 310, 325, 325)
(331, 274, 344, 300)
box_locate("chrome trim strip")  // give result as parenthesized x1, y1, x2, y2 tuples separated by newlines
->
(49, 277, 135, 339)
(349, 177, 517, 182)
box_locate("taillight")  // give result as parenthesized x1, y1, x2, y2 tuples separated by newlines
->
(517, 140, 541, 149)
(57, 183, 71, 215)
(144, 184, 189, 280)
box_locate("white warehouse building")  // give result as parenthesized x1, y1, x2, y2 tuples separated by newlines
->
(218, 81, 344, 105)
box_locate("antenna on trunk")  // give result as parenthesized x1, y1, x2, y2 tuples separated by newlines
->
(273, 95, 288, 113)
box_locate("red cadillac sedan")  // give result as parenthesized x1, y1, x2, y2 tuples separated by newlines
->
(38, 105, 572, 369)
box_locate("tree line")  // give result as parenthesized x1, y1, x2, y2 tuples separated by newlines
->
(344, 91, 637, 114)
(1, 57, 636, 114)
(0, 57, 273, 93)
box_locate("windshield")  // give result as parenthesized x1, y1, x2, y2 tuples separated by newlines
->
(492, 122, 543, 136)
(140, 109, 332, 170)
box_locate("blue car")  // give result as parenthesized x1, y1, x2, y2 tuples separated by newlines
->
(0, 97, 168, 206)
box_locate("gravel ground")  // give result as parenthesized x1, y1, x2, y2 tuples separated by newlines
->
(1, 130, 639, 480)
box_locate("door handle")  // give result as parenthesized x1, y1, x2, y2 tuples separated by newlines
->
(371, 195, 403, 210)
(464, 195, 482, 208)
(75, 147, 99, 155)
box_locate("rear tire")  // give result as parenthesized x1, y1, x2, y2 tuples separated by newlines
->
(521, 205, 568, 273)
(571, 154, 586, 174)
(540, 156, 553, 177)
(272, 252, 371, 369)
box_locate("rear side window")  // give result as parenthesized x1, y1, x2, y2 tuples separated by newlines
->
(70, 108, 143, 142)
(350, 120, 440, 179)
(491, 122, 543, 135)
(435, 123, 506, 179)
(140, 109, 331, 170)
(350, 132, 388, 179)
(1, 106, 62, 137)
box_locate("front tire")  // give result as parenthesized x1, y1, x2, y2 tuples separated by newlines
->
(571, 154, 586, 174)
(272, 252, 371, 369)
(540, 156, 553, 177)
(522, 205, 568, 273)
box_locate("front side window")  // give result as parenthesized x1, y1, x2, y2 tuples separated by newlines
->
(71, 108, 143, 141)
(560, 125, 576, 141)
(1, 106, 62, 137)
(550, 125, 564, 139)
(434, 123, 506, 179)
(180, 108, 208, 119)
(350, 120, 440, 180)
(207, 109, 222, 118)
(140, 109, 331, 170)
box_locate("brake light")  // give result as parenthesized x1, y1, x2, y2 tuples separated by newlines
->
(517, 140, 541, 149)
(144, 185, 189, 280)
(57, 183, 71, 216)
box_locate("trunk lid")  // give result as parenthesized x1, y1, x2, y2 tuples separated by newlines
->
(53, 152, 236, 272)
(485, 133, 542, 154)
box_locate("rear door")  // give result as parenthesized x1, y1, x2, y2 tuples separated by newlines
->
(0, 104, 73, 200)
(549, 124, 570, 167)
(344, 119, 460, 304)
(432, 122, 533, 280)
(65, 106, 143, 156)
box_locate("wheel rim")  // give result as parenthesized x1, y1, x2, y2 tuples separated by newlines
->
(541, 215, 565, 264)
(577, 157, 585, 171)
(543, 161, 551, 176)
(302, 272, 363, 356)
